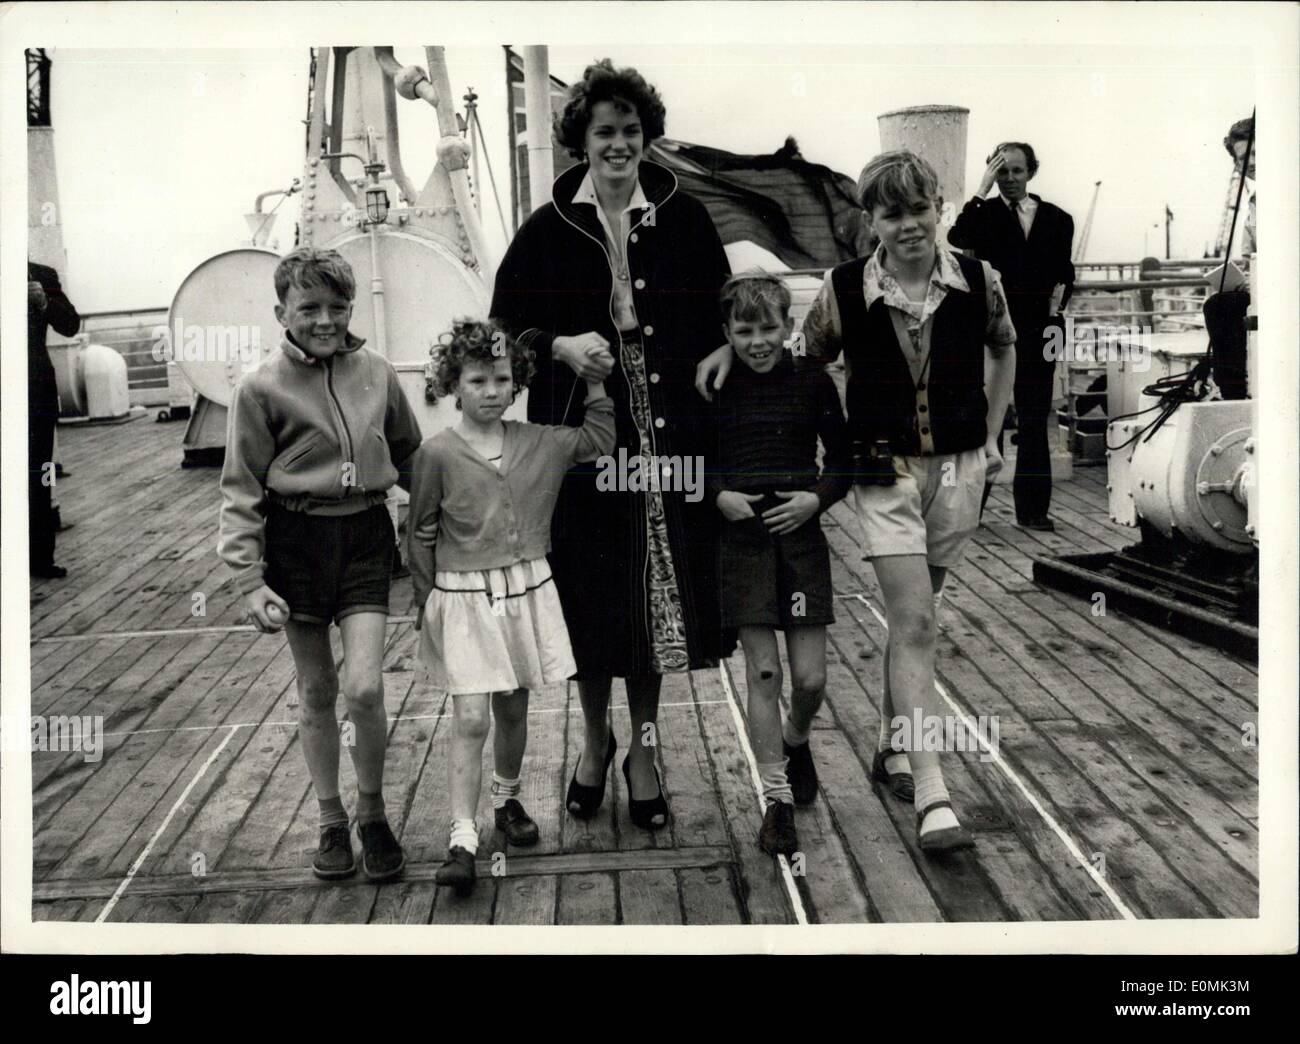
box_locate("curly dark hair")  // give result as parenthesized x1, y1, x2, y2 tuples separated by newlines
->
(555, 58, 667, 160)
(427, 318, 536, 410)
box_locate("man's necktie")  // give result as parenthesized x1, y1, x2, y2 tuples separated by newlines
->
(1009, 199, 1027, 239)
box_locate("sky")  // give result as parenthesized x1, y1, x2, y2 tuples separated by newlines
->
(33, 31, 1262, 313)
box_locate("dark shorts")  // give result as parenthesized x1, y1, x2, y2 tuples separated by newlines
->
(264, 503, 394, 626)
(718, 503, 834, 631)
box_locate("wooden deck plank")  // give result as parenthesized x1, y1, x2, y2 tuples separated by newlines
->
(35, 633, 256, 878)
(251, 888, 321, 924)
(655, 682, 731, 850)
(431, 878, 496, 924)
(691, 667, 795, 924)
(31, 899, 87, 922)
(556, 872, 617, 925)
(679, 867, 745, 925)
(369, 881, 438, 925)
(72, 632, 285, 881)
(722, 629, 878, 924)
(512, 683, 568, 856)
(558, 684, 620, 856)
(494, 874, 559, 925)
(186, 890, 265, 924)
(999, 718, 1215, 919)
(30, 636, 135, 717)
(311, 884, 378, 924)
(1039, 720, 1256, 917)
(617, 867, 684, 925)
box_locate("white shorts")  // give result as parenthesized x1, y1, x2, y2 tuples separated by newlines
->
(850, 448, 987, 568)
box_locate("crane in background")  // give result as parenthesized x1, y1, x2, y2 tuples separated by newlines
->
(1073, 179, 1101, 262)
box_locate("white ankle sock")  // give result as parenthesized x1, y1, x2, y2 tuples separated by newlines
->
(781, 716, 810, 748)
(758, 758, 794, 806)
(912, 766, 959, 835)
(449, 817, 479, 855)
(491, 772, 521, 810)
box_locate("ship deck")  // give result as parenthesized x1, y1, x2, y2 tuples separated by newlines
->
(29, 415, 1258, 926)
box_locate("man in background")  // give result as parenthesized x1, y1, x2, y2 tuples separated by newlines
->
(950, 142, 1075, 532)
(29, 259, 81, 579)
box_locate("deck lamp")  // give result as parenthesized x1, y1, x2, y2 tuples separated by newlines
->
(365, 181, 390, 225)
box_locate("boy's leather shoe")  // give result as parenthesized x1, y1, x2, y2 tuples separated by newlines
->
(758, 801, 799, 858)
(494, 798, 540, 847)
(312, 825, 356, 880)
(357, 819, 405, 882)
(782, 739, 819, 806)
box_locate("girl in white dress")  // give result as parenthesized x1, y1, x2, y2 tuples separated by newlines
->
(407, 319, 614, 893)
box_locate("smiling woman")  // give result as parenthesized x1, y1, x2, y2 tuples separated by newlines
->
(490, 58, 732, 832)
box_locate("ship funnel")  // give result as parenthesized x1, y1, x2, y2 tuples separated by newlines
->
(877, 105, 969, 229)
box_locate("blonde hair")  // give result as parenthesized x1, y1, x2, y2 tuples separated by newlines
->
(855, 151, 940, 213)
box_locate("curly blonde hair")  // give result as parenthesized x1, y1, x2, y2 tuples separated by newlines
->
(427, 318, 536, 409)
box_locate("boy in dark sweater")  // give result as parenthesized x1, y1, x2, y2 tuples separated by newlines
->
(709, 273, 851, 858)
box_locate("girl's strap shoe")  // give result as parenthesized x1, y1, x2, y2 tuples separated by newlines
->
(871, 748, 915, 801)
(434, 846, 476, 896)
(916, 799, 975, 854)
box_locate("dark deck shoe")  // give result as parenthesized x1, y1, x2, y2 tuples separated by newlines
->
(494, 798, 540, 847)
(357, 819, 405, 882)
(758, 800, 799, 858)
(312, 824, 356, 880)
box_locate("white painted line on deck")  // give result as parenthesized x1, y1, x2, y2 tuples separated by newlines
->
(94, 723, 241, 923)
(716, 663, 810, 926)
(35, 616, 424, 644)
(85, 700, 731, 740)
(852, 593, 1137, 921)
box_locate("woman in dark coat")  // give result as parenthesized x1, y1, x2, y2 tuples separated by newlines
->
(490, 59, 731, 829)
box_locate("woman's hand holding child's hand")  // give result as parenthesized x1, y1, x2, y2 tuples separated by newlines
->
(762, 491, 819, 535)
(555, 333, 615, 381)
(694, 343, 734, 402)
(716, 490, 763, 522)
(244, 584, 291, 633)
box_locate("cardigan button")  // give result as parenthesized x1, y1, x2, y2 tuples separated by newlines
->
(649, 372, 660, 384)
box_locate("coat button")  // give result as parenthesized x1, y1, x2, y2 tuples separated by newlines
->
(649, 372, 660, 384)
(918, 404, 928, 413)
(634, 278, 646, 290)
(654, 417, 665, 429)
(630, 233, 639, 243)
(920, 426, 931, 435)
(643, 325, 654, 336)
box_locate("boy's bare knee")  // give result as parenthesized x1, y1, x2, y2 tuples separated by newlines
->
(890, 609, 935, 649)
(791, 667, 826, 695)
(298, 676, 338, 714)
(343, 676, 385, 714)
(747, 659, 782, 686)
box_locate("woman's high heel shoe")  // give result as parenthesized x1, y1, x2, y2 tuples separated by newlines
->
(622, 754, 669, 831)
(566, 731, 616, 819)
